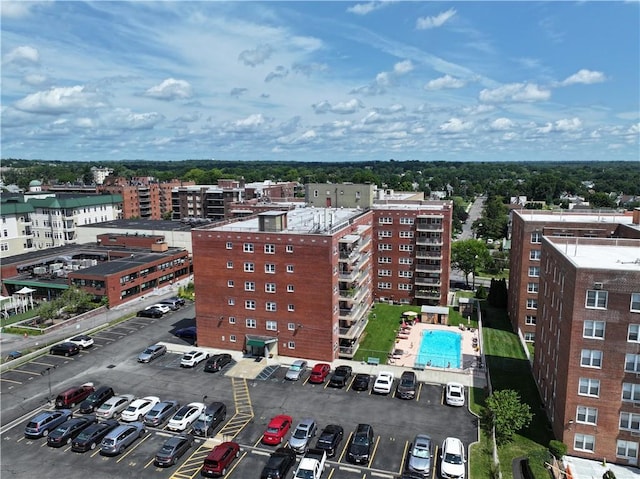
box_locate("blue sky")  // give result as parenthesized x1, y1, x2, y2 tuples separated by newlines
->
(1, 1, 638, 163)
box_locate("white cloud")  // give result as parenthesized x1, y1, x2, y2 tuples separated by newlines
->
(424, 74, 465, 90)
(347, 1, 388, 15)
(490, 118, 514, 130)
(3, 45, 40, 65)
(416, 8, 456, 30)
(554, 117, 582, 131)
(312, 99, 363, 115)
(238, 44, 273, 67)
(479, 83, 551, 103)
(144, 78, 192, 101)
(0, 1, 36, 18)
(353, 59, 414, 96)
(14, 85, 105, 114)
(439, 118, 472, 133)
(559, 69, 606, 86)
(233, 113, 266, 129)
(393, 60, 414, 75)
(23, 74, 48, 86)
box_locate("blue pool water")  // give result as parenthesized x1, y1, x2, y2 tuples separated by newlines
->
(416, 330, 461, 369)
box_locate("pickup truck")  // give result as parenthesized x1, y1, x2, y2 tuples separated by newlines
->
(293, 448, 327, 479)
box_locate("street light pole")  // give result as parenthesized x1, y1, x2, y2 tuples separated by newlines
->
(41, 365, 58, 404)
(202, 395, 208, 438)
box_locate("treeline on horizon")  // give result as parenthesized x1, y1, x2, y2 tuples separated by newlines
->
(2, 158, 639, 206)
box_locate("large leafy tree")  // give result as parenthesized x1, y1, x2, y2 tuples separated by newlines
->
(451, 239, 491, 287)
(485, 389, 533, 445)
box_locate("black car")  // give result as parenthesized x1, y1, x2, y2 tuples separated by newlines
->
(346, 424, 374, 464)
(396, 371, 418, 400)
(260, 447, 297, 479)
(47, 416, 97, 448)
(137, 308, 163, 318)
(204, 353, 232, 373)
(174, 326, 196, 339)
(192, 402, 226, 437)
(315, 424, 344, 457)
(49, 342, 80, 357)
(154, 434, 194, 467)
(143, 400, 180, 427)
(351, 373, 371, 391)
(79, 386, 115, 414)
(71, 419, 120, 452)
(328, 365, 353, 388)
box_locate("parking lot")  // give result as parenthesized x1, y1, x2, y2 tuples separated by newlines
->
(1, 306, 478, 479)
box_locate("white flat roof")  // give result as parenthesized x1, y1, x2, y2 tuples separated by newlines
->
(514, 210, 633, 224)
(548, 241, 640, 271)
(421, 306, 449, 315)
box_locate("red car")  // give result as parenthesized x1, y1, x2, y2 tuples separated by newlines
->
(309, 363, 331, 384)
(201, 441, 240, 477)
(262, 415, 293, 445)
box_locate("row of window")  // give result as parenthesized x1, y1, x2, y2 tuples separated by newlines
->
(378, 231, 415, 238)
(228, 281, 296, 293)
(378, 217, 416, 225)
(378, 244, 415, 251)
(226, 299, 295, 312)
(225, 333, 296, 350)
(378, 257, 421, 264)
(378, 282, 413, 291)
(226, 317, 299, 331)
(582, 321, 640, 342)
(232, 243, 295, 254)
(378, 270, 414, 278)
(580, 350, 640, 372)
(574, 435, 638, 460)
(527, 286, 640, 313)
(227, 262, 296, 274)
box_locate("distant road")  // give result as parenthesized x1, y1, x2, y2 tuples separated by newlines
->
(458, 196, 486, 241)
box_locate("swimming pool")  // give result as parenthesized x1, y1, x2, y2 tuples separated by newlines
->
(416, 329, 461, 369)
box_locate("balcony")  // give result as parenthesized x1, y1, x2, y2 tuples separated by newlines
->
(415, 263, 442, 273)
(339, 301, 368, 323)
(416, 236, 443, 246)
(415, 249, 443, 259)
(415, 277, 441, 287)
(339, 317, 368, 340)
(415, 289, 441, 300)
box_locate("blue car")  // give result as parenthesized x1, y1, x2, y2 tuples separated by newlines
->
(174, 326, 196, 340)
(25, 409, 73, 438)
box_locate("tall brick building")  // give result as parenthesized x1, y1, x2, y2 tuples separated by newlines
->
(533, 236, 640, 466)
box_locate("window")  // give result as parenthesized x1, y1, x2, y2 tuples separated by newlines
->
(228, 317, 236, 324)
(246, 319, 256, 329)
(288, 341, 295, 349)
(576, 406, 598, 425)
(620, 412, 640, 432)
(378, 244, 392, 251)
(625, 354, 640, 373)
(379, 217, 392, 224)
(227, 261, 233, 269)
(529, 250, 541, 260)
(400, 217, 414, 224)
(574, 434, 595, 452)
(266, 302, 277, 312)
(622, 383, 640, 402)
(286, 265, 294, 273)
(617, 440, 638, 460)
(264, 244, 275, 254)
(244, 281, 255, 291)
(265, 283, 276, 293)
(526, 299, 538, 309)
(243, 243, 254, 253)
(226, 242, 233, 249)
(586, 290, 608, 309)
(399, 244, 413, 251)
(398, 283, 413, 291)
(378, 282, 392, 289)
(632, 293, 640, 312)
(583, 320, 605, 339)
(265, 263, 275, 274)
(628, 324, 640, 342)
(399, 257, 413, 265)
(288, 304, 295, 311)
(227, 280, 234, 288)
(378, 257, 392, 264)
(531, 232, 542, 244)
(288, 322, 296, 331)
(266, 321, 277, 331)
(244, 262, 254, 272)
(578, 378, 600, 397)
(287, 284, 294, 292)
(229, 334, 236, 342)
(580, 350, 602, 368)
(378, 269, 392, 277)
(378, 230, 392, 238)
(524, 332, 535, 342)
(525, 315, 537, 325)
(528, 266, 540, 277)
(527, 282, 539, 293)
(286, 245, 294, 253)
(398, 271, 413, 278)
(399, 231, 414, 238)
(245, 300, 256, 310)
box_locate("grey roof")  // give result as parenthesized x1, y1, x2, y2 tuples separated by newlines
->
(79, 219, 193, 231)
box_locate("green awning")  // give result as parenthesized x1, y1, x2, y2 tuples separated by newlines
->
(246, 338, 266, 347)
(2, 280, 69, 290)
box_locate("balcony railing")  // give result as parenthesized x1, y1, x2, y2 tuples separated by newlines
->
(414, 277, 441, 287)
(416, 223, 444, 232)
(416, 237, 443, 246)
(339, 317, 368, 340)
(415, 289, 441, 300)
(415, 250, 443, 259)
(415, 264, 442, 273)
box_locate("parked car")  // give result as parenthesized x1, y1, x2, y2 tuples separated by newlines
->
(407, 434, 434, 477)
(260, 447, 297, 479)
(55, 382, 95, 409)
(180, 350, 209, 368)
(308, 363, 331, 384)
(71, 418, 119, 452)
(95, 394, 135, 419)
(144, 400, 180, 427)
(154, 433, 194, 467)
(79, 385, 115, 414)
(174, 326, 197, 340)
(285, 360, 308, 381)
(145, 303, 171, 314)
(289, 418, 317, 453)
(159, 297, 185, 310)
(440, 437, 466, 479)
(138, 344, 167, 363)
(351, 373, 371, 392)
(192, 401, 227, 437)
(373, 371, 394, 395)
(201, 441, 240, 477)
(100, 421, 145, 456)
(49, 342, 80, 357)
(47, 415, 97, 447)
(121, 396, 160, 422)
(67, 334, 94, 349)
(328, 365, 352, 388)
(24, 409, 73, 438)
(167, 402, 205, 432)
(137, 308, 163, 318)
(262, 414, 293, 445)
(315, 424, 344, 457)
(204, 353, 232, 373)
(6, 351, 22, 360)
(346, 423, 374, 464)
(396, 371, 418, 400)
(445, 383, 465, 407)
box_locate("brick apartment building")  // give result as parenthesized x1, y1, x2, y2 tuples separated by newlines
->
(507, 209, 636, 342)
(533, 236, 640, 466)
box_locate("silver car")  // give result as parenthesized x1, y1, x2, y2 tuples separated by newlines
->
(95, 394, 135, 419)
(100, 422, 145, 456)
(285, 360, 307, 381)
(138, 344, 167, 363)
(407, 434, 434, 477)
(288, 418, 317, 453)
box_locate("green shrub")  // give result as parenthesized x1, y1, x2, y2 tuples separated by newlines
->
(548, 440, 567, 459)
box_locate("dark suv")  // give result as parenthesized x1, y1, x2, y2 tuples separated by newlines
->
(347, 424, 374, 464)
(192, 401, 226, 437)
(396, 371, 417, 400)
(204, 353, 232, 373)
(260, 447, 296, 479)
(79, 386, 115, 413)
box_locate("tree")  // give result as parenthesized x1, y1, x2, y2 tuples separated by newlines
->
(485, 389, 533, 445)
(451, 240, 492, 288)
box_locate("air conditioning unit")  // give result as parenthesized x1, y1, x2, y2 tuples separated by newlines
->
(594, 282, 603, 290)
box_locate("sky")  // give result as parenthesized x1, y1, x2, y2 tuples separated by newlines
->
(1, 1, 639, 163)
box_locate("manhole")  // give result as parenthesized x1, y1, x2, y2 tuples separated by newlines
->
(106, 364, 116, 369)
